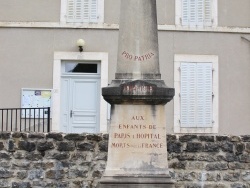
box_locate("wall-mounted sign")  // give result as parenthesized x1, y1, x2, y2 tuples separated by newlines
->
(21, 88, 52, 118)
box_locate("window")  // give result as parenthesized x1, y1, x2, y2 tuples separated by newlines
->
(175, 0, 218, 27)
(60, 0, 104, 23)
(174, 55, 218, 133)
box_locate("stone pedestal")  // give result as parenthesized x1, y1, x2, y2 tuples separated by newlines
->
(99, 80, 174, 187)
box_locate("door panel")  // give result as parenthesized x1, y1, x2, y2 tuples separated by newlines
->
(61, 77, 100, 133)
(71, 79, 100, 133)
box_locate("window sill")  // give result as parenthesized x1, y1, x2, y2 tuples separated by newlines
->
(0, 22, 249, 34)
(174, 127, 219, 134)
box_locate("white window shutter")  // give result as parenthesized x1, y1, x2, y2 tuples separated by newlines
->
(204, 0, 212, 26)
(182, 0, 189, 26)
(180, 62, 213, 128)
(180, 63, 197, 127)
(196, 63, 213, 127)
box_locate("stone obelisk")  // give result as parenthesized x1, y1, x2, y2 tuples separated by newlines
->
(99, 0, 175, 187)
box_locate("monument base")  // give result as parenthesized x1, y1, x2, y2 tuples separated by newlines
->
(98, 175, 174, 188)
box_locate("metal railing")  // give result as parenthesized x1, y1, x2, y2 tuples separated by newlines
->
(0, 107, 50, 132)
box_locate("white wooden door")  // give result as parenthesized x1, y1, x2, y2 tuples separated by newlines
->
(61, 72, 100, 133)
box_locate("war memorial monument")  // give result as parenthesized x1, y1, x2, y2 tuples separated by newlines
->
(99, 0, 175, 187)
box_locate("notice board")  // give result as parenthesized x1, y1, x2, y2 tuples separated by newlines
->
(21, 88, 52, 118)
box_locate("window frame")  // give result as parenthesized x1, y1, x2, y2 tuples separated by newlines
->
(174, 54, 219, 134)
(175, 0, 218, 27)
(60, 0, 104, 24)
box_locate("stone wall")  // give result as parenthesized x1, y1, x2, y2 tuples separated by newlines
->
(0, 132, 249, 188)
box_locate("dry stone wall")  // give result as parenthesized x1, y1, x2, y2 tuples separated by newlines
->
(0, 132, 249, 188)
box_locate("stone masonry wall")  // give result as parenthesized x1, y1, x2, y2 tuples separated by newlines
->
(0, 132, 249, 188)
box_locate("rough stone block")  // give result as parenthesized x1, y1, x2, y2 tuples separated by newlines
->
(179, 135, 198, 142)
(176, 172, 197, 181)
(94, 153, 107, 161)
(7, 139, 15, 152)
(0, 180, 9, 188)
(228, 162, 248, 170)
(46, 170, 64, 179)
(235, 143, 245, 155)
(220, 142, 234, 153)
(18, 141, 36, 152)
(230, 136, 241, 142)
(68, 167, 89, 179)
(241, 135, 250, 142)
(204, 184, 226, 188)
(102, 133, 109, 140)
(92, 170, 104, 178)
(198, 172, 221, 182)
(186, 142, 203, 152)
(167, 135, 177, 142)
(86, 134, 102, 141)
(98, 140, 108, 152)
(199, 136, 215, 142)
(64, 133, 86, 141)
(0, 142, 4, 150)
(0, 168, 13, 178)
(206, 163, 228, 171)
(216, 136, 229, 142)
(167, 141, 182, 153)
(46, 133, 63, 141)
(230, 183, 248, 188)
(186, 161, 204, 170)
(0, 152, 11, 160)
(13, 151, 25, 159)
(223, 172, 240, 182)
(227, 153, 239, 162)
(246, 143, 250, 153)
(17, 171, 28, 180)
(28, 169, 44, 180)
(25, 151, 43, 161)
(239, 154, 250, 163)
(28, 133, 45, 139)
(49, 152, 70, 160)
(177, 154, 197, 161)
(12, 132, 27, 139)
(0, 162, 11, 168)
(77, 142, 95, 151)
(241, 171, 250, 182)
(169, 161, 186, 169)
(57, 141, 75, 151)
(204, 143, 220, 152)
(13, 161, 30, 169)
(12, 182, 31, 188)
(37, 141, 54, 151)
(0, 132, 11, 140)
(33, 162, 54, 170)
